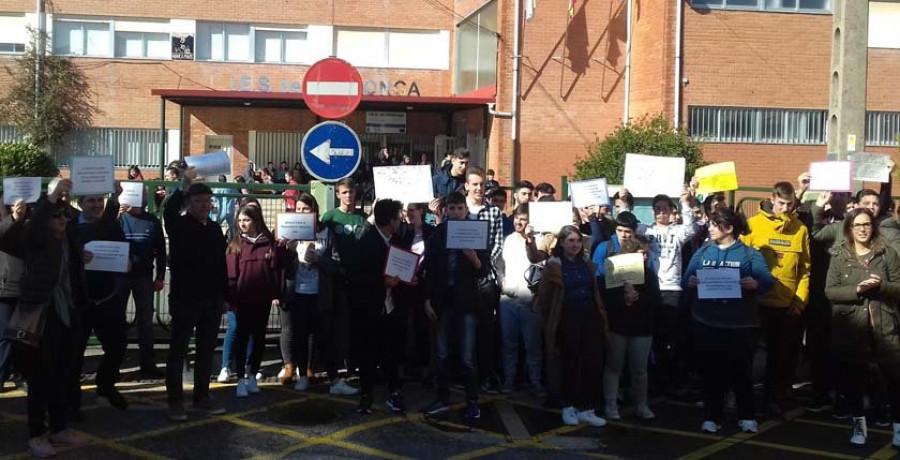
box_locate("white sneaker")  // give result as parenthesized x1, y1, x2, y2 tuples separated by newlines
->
(577, 409, 607, 427)
(236, 379, 249, 398)
(604, 402, 621, 420)
(329, 378, 359, 396)
(892, 423, 900, 448)
(701, 421, 721, 433)
(294, 376, 309, 392)
(850, 416, 867, 446)
(217, 367, 231, 383)
(247, 375, 260, 394)
(562, 406, 579, 426)
(255, 372, 264, 381)
(28, 435, 56, 458)
(635, 404, 656, 420)
(738, 419, 759, 433)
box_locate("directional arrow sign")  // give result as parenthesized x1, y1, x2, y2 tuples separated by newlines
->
(310, 139, 356, 165)
(301, 121, 362, 182)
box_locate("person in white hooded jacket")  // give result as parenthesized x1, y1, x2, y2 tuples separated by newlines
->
(643, 186, 698, 396)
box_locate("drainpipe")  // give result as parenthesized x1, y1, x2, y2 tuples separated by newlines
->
(487, 103, 512, 118)
(511, 0, 522, 182)
(623, 0, 632, 125)
(34, 0, 44, 121)
(674, 0, 684, 129)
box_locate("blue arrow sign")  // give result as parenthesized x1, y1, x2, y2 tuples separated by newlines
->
(300, 121, 362, 182)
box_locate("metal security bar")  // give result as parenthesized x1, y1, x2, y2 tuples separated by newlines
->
(688, 106, 827, 145)
(866, 111, 900, 147)
(0, 125, 24, 143)
(54, 127, 166, 168)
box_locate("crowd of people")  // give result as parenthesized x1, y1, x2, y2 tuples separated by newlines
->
(1, 147, 900, 458)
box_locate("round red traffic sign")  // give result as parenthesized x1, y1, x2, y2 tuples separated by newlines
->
(302, 58, 363, 119)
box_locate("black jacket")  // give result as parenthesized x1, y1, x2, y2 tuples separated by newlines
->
(423, 222, 489, 314)
(163, 190, 228, 303)
(356, 226, 392, 316)
(75, 197, 126, 302)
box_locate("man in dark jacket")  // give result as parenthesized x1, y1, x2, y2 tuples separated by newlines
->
(163, 168, 228, 421)
(431, 147, 469, 200)
(355, 199, 404, 415)
(71, 189, 129, 413)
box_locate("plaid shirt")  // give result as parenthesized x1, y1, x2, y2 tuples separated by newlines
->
(471, 202, 504, 283)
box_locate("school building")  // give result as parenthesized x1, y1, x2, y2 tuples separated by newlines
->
(0, 0, 898, 188)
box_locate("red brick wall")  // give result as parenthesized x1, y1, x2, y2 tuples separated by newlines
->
(628, 0, 674, 120)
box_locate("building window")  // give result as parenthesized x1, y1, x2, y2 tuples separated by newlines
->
(866, 111, 900, 147)
(254, 29, 307, 63)
(455, 0, 498, 94)
(335, 28, 448, 69)
(53, 20, 112, 57)
(691, 0, 831, 12)
(0, 43, 25, 54)
(0, 14, 28, 54)
(54, 127, 167, 168)
(336, 29, 386, 67)
(688, 106, 827, 144)
(115, 31, 170, 59)
(196, 22, 250, 61)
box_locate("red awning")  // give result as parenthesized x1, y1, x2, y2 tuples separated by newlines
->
(151, 89, 494, 111)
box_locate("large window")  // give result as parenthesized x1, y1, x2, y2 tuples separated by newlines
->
(115, 31, 169, 59)
(335, 28, 448, 69)
(335, 30, 386, 67)
(196, 22, 251, 61)
(455, 0, 498, 94)
(53, 20, 112, 57)
(867, 111, 900, 147)
(0, 14, 27, 54)
(688, 106, 827, 144)
(255, 29, 307, 63)
(691, 0, 830, 12)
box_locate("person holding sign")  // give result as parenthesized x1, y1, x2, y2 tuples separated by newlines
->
(226, 205, 285, 399)
(741, 181, 811, 418)
(535, 225, 608, 428)
(824, 208, 900, 448)
(602, 236, 660, 421)
(683, 208, 774, 434)
(422, 192, 490, 420)
(71, 186, 130, 414)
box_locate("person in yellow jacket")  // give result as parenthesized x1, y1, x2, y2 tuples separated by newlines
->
(740, 181, 810, 417)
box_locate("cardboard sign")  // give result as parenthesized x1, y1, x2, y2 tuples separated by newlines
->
(373, 165, 434, 203)
(528, 201, 574, 233)
(71, 156, 115, 196)
(851, 152, 891, 183)
(569, 178, 610, 209)
(695, 162, 739, 195)
(809, 161, 852, 192)
(623, 153, 686, 198)
(119, 182, 144, 208)
(2, 177, 41, 204)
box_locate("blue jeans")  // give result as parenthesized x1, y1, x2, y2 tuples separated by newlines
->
(436, 309, 479, 402)
(499, 295, 542, 389)
(222, 310, 254, 371)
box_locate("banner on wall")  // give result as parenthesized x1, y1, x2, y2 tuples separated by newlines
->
(172, 34, 194, 60)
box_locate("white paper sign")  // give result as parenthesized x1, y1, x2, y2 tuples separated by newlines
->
(277, 212, 316, 240)
(447, 219, 489, 250)
(697, 268, 741, 299)
(809, 161, 852, 192)
(569, 178, 610, 209)
(623, 153, 686, 198)
(529, 201, 574, 233)
(71, 156, 115, 196)
(604, 252, 645, 289)
(384, 245, 421, 283)
(83, 241, 130, 273)
(119, 182, 144, 207)
(2, 177, 42, 204)
(373, 165, 434, 203)
(851, 152, 891, 183)
(185, 151, 231, 177)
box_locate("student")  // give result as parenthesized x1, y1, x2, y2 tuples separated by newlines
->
(824, 208, 900, 447)
(163, 168, 229, 421)
(498, 203, 545, 396)
(319, 178, 366, 396)
(422, 192, 490, 419)
(487, 188, 514, 237)
(602, 236, 660, 421)
(536, 225, 607, 427)
(484, 169, 500, 191)
(612, 189, 635, 216)
(740, 181, 811, 416)
(118, 189, 167, 379)
(513, 180, 535, 208)
(533, 182, 556, 201)
(591, 212, 640, 289)
(355, 199, 405, 414)
(19, 179, 88, 457)
(226, 205, 284, 398)
(683, 208, 773, 434)
(0, 196, 25, 389)
(431, 147, 470, 199)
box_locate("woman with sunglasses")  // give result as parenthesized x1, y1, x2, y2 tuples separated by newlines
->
(825, 207, 900, 447)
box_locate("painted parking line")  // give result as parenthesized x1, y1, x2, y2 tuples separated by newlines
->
(444, 445, 510, 460)
(744, 440, 861, 460)
(868, 442, 900, 460)
(794, 417, 894, 436)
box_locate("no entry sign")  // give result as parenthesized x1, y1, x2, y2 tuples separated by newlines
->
(302, 58, 363, 119)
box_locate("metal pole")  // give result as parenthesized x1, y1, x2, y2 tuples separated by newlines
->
(159, 98, 166, 178)
(34, 0, 44, 123)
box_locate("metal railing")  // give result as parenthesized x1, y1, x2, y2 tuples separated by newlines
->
(688, 106, 828, 144)
(54, 127, 168, 169)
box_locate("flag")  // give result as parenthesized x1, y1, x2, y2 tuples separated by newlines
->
(568, 0, 576, 18)
(525, 0, 536, 21)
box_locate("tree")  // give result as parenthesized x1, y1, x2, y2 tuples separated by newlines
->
(0, 143, 58, 177)
(0, 28, 95, 149)
(574, 114, 705, 184)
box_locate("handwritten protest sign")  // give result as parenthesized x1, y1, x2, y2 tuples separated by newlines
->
(623, 154, 685, 197)
(529, 201, 574, 233)
(373, 165, 434, 203)
(851, 152, 891, 183)
(695, 162, 738, 195)
(809, 161, 852, 192)
(83, 241, 130, 273)
(384, 245, 422, 284)
(569, 178, 610, 209)
(119, 182, 144, 207)
(604, 253, 645, 289)
(2, 177, 41, 204)
(71, 156, 115, 196)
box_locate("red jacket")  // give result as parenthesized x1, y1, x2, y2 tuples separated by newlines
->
(226, 234, 284, 307)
